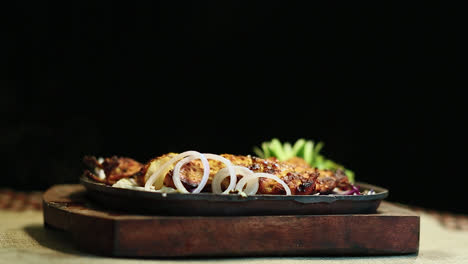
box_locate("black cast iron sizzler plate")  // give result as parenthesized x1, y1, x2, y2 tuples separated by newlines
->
(80, 177, 388, 216)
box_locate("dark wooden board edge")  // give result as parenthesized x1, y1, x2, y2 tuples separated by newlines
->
(43, 184, 420, 257)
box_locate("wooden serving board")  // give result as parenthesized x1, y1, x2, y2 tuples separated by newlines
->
(42, 184, 419, 257)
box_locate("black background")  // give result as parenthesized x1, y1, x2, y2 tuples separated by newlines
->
(1, 2, 466, 213)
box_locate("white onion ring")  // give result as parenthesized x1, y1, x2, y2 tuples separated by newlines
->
(145, 150, 291, 196)
(242, 176, 260, 195)
(235, 172, 292, 195)
(212, 166, 258, 194)
(233, 173, 260, 195)
(172, 154, 210, 193)
(203, 154, 237, 194)
(144, 151, 207, 191)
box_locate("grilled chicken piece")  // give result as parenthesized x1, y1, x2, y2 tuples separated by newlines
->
(247, 156, 317, 195)
(313, 168, 353, 194)
(314, 169, 338, 194)
(83, 156, 143, 185)
(335, 169, 352, 189)
(283, 156, 311, 168)
(139, 154, 351, 195)
(136, 153, 177, 186)
(136, 153, 236, 190)
(84, 153, 352, 195)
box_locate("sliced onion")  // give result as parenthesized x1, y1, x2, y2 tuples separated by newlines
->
(172, 154, 210, 193)
(144, 151, 291, 196)
(242, 176, 260, 195)
(233, 173, 260, 195)
(212, 166, 258, 194)
(95, 168, 106, 180)
(236, 172, 292, 195)
(203, 154, 237, 194)
(144, 151, 206, 191)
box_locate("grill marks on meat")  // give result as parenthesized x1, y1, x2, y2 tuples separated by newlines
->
(85, 153, 352, 195)
(138, 154, 351, 195)
(83, 156, 143, 185)
(315, 169, 338, 194)
(234, 156, 351, 194)
(313, 168, 353, 194)
(249, 157, 319, 195)
(334, 169, 351, 190)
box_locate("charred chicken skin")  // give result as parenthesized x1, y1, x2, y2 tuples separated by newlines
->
(83, 156, 143, 185)
(84, 153, 352, 195)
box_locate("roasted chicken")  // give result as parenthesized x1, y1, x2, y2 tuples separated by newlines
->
(84, 153, 353, 195)
(83, 156, 143, 185)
